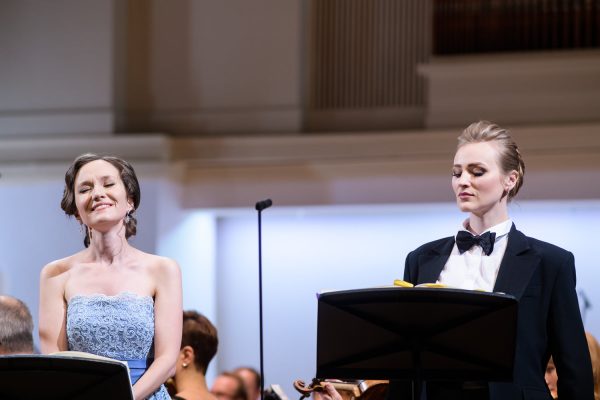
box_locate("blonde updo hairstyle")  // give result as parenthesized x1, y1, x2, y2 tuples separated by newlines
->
(458, 121, 525, 201)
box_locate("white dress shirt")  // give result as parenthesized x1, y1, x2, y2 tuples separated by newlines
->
(437, 219, 512, 292)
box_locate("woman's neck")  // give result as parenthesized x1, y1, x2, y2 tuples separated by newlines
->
(468, 208, 510, 235)
(87, 226, 131, 265)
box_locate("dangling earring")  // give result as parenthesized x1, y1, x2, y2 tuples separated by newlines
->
(124, 210, 132, 224)
(79, 223, 85, 234)
(87, 226, 93, 241)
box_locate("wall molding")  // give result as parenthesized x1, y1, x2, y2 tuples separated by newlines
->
(119, 106, 302, 135)
(419, 50, 600, 128)
(0, 109, 114, 137)
(173, 122, 600, 207)
(1, 122, 599, 206)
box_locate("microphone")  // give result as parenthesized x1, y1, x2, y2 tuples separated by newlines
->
(255, 199, 273, 211)
(255, 198, 272, 400)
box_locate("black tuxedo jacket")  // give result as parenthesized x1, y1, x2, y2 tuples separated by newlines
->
(403, 224, 593, 400)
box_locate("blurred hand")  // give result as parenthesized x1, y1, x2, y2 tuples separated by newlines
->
(312, 382, 343, 400)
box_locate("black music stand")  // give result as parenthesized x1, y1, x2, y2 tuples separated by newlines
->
(0, 354, 134, 400)
(316, 287, 518, 399)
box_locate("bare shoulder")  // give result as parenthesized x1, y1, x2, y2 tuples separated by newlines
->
(139, 253, 181, 297)
(40, 253, 86, 301)
(138, 251, 181, 277)
(40, 254, 81, 281)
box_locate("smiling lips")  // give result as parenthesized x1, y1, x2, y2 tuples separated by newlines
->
(91, 203, 113, 211)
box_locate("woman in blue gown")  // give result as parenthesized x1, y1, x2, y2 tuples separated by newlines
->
(39, 154, 182, 400)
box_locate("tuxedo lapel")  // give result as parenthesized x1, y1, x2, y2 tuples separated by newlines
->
(493, 225, 541, 299)
(416, 238, 454, 284)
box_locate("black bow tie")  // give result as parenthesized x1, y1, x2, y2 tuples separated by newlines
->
(455, 231, 496, 256)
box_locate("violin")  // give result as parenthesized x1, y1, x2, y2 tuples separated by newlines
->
(293, 378, 388, 400)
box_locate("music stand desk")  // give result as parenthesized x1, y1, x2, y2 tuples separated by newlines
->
(0, 354, 134, 400)
(316, 287, 518, 396)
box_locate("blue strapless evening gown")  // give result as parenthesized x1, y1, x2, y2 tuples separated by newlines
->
(66, 292, 171, 399)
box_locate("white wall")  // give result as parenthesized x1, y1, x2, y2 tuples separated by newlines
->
(0, 0, 303, 137)
(0, 179, 80, 346)
(0, 0, 115, 136)
(155, 177, 219, 381)
(123, 0, 303, 134)
(421, 50, 600, 128)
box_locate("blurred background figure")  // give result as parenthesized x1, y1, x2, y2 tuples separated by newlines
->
(545, 357, 558, 399)
(586, 332, 600, 400)
(0, 295, 34, 355)
(545, 332, 600, 400)
(211, 371, 247, 400)
(234, 366, 261, 400)
(170, 310, 219, 400)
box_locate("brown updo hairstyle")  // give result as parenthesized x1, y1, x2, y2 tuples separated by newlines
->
(61, 153, 141, 247)
(458, 121, 525, 200)
(182, 310, 219, 374)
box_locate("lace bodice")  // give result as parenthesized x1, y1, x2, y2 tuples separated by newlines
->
(66, 292, 155, 360)
(66, 292, 170, 399)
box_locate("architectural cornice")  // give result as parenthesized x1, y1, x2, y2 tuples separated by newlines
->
(1, 122, 599, 206)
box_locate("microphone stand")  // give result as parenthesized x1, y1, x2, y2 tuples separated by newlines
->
(255, 199, 272, 400)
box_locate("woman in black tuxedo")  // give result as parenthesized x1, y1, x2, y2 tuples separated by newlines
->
(404, 121, 593, 400)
